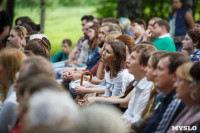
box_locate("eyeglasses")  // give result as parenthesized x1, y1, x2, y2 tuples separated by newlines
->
(177, 77, 191, 83)
(191, 79, 200, 86)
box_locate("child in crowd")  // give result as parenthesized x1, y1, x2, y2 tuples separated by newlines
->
(51, 39, 72, 63)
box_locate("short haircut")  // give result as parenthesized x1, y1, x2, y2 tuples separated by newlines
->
(62, 39, 72, 47)
(151, 51, 168, 69)
(131, 18, 146, 30)
(160, 52, 190, 74)
(149, 17, 162, 22)
(190, 62, 200, 81)
(81, 15, 94, 22)
(132, 43, 157, 66)
(187, 29, 200, 49)
(154, 20, 170, 33)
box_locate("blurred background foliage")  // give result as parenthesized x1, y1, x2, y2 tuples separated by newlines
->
(2, 0, 200, 56)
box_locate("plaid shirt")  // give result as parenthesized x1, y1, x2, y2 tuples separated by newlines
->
(74, 36, 86, 61)
(142, 89, 185, 133)
(189, 49, 200, 62)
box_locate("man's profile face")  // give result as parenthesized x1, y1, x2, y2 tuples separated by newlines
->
(151, 23, 162, 37)
(153, 56, 175, 93)
(126, 51, 141, 76)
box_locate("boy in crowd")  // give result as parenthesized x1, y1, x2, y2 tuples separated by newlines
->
(51, 39, 72, 63)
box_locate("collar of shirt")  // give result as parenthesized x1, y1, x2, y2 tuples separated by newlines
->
(193, 49, 200, 55)
(162, 89, 176, 103)
(159, 33, 171, 38)
(135, 77, 153, 90)
(132, 80, 138, 87)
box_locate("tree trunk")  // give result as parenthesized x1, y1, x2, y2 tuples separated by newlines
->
(117, 0, 143, 21)
(40, 0, 45, 33)
(6, 0, 15, 27)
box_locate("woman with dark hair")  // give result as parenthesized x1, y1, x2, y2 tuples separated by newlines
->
(85, 25, 101, 70)
(77, 41, 134, 99)
(131, 18, 147, 44)
(15, 16, 32, 26)
(169, 0, 194, 51)
(182, 29, 200, 62)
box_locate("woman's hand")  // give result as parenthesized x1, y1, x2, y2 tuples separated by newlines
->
(87, 97, 98, 104)
(75, 85, 88, 94)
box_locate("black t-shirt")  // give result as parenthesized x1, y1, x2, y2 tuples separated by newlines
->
(0, 10, 11, 46)
(0, 10, 11, 34)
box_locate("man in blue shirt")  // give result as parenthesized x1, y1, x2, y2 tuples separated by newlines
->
(142, 52, 190, 133)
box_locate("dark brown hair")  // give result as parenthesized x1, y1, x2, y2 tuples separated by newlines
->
(187, 29, 200, 49)
(154, 20, 170, 33)
(88, 25, 100, 52)
(151, 51, 169, 69)
(116, 34, 135, 54)
(161, 52, 190, 74)
(62, 39, 72, 47)
(132, 43, 157, 66)
(131, 18, 146, 30)
(106, 41, 126, 77)
(190, 62, 200, 81)
(15, 16, 32, 25)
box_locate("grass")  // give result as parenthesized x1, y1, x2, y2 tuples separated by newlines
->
(14, 6, 96, 56)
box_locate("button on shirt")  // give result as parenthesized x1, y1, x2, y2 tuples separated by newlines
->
(122, 77, 154, 123)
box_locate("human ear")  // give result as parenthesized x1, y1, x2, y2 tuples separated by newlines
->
(193, 41, 199, 47)
(141, 65, 147, 72)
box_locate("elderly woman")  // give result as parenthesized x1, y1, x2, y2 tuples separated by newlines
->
(167, 62, 200, 133)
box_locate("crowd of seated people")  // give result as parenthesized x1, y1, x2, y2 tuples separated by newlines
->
(1, 1, 200, 132)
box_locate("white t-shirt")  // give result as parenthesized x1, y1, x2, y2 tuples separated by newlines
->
(104, 69, 134, 97)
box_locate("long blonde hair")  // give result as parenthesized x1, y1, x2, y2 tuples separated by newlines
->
(0, 48, 26, 100)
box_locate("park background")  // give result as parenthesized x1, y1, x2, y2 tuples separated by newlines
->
(1, 0, 200, 56)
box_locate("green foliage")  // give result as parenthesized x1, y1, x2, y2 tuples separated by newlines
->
(93, 0, 118, 18)
(142, 0, 172, 22)
(14, 6, 96, 56)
